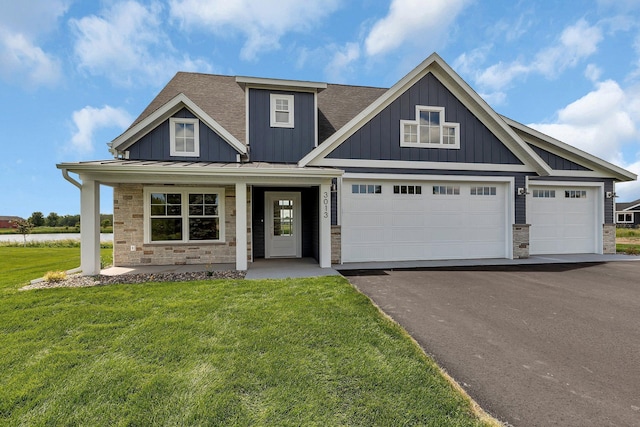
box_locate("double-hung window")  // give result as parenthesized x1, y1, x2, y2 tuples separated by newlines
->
(170, 118, 200, 157)
(145, 187, 224, 243)
(400, 106, 460, 149)
(270, 94, 294, 128)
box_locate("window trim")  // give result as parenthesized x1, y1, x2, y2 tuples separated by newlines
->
(617, 212, 634, 223)
(270, 93, 295, 128)
(143, 186, 225, 244)
(169, 117, 200, 157)
(400, 105, 460, 149)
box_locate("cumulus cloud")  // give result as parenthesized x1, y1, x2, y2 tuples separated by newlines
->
(169, 0, 341, 61)
(364, 0, 469, 57)
(324, 42, 361, 82)
(69, 106, 132, 154)
(70, 1, 211, 86)
(0, 0, 68, 88)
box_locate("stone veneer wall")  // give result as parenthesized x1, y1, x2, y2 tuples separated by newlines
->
(113, 183, 251, 267)
(513, 224, 530, 259)
(603, 223, 616, 254)
(331, 225, 341, 264)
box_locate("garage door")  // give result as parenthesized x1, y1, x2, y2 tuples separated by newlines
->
(528, 186, 598, 255)
(341, 180, 508, 262)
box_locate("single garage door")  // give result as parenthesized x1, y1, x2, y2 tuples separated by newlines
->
(528, 185, 598, 254)
(341, 180, 508, 262)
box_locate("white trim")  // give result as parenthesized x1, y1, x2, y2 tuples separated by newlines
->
(504, 116, 636, 182)
(80, 179, 101, 275)
(319, 183, 331, 268)
(110, 93, 246, 155)
(621, 202, 640, 211)
(235, 76, 327, 91)
(169, 117, 200, 157)
(343, 172, 515, 183)
(143, 186, 226, 244)
(299, 53, 551, 176)
(400, 105, 460, 149)
(317, 157, 534, 172)
(616, 212, 634, 223)
(270, 94, 294, 128)
(235, 183, 247, 270)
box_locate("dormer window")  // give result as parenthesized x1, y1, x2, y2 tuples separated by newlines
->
(170, 117, 200, 157)
(400, 106, 459, 149)
(270, 94, 294, 128)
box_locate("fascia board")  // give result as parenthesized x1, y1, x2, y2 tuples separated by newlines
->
(299, 53, 552, 177)
(503, 116, 637, 182)
(622, 202, 640, 211)
(110, 93, 247, 155)
(235, 76, 327, 91)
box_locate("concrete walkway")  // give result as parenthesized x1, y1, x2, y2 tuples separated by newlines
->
(245, 258, 340, 279)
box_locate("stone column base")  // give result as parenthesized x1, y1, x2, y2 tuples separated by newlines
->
(513, 224, 530, 259)
(331, 225, 341, 264)
(603, 223, 616, 254)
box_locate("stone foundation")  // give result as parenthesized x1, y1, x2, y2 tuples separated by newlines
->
(113, 184, 251, 267)
(513, 224, 530, 259)
(331, 225, 341, 264)
(603, 223, 616, 254)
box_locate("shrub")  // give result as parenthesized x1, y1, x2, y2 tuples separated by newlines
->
(43, 271, 68, 282)
(624, 246, 639, 255)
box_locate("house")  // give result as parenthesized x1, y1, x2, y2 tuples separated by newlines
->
(57, 53, 636, 275)
(615, 199, 640, 228)
(0, 216, 23, 229)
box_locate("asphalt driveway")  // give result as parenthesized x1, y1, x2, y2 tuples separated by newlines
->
(346, 262, 640, 427)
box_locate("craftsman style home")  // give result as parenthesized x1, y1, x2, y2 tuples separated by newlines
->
(616, 199, 640, 228)
(58, 53, 636, 275)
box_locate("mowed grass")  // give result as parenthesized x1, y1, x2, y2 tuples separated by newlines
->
(616, 227, 640, 254)
(0, 247, 494, 426)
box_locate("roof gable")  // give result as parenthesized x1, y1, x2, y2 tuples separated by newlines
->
(617, 199, 640, 211)
(110, 92, 246, 156)
(299, 53, 552, 175)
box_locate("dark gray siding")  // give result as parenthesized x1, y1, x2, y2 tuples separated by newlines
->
(127, 108, 239, 162)
(327, 73, 522, 165)
(529, 145, 590, 171)
(249, 89, 316, 163)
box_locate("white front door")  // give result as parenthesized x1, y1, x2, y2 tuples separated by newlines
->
(265, 192, 302, 258)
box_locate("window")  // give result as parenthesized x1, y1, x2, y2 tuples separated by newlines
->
(270, 94, 294, 128)
(617, 213, 634, 223)
(393, 185, 422, 195)
(565, 190, 587, 199)
(170, 118, 199, 157)
(532, 189, 555, 198)
(145, 187, 224, 243)
(471, 186, 497, 196)
(433, 185, 460, 195)
(351, 184, 382, 194)
(400, 106, 460, 149)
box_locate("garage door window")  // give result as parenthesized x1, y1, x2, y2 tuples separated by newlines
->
(470, 186, 496, 196)
(433, 185, 460, 195)
(352, 184, 382, 194)
(533, 189, 555, 198)
(394, 185, 422, 195)
(565, 190, 587, 198)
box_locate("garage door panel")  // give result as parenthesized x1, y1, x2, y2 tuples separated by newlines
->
(342, 180, 508, 263)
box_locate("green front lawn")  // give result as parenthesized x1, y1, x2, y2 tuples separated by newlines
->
(0, 247, 495, 426)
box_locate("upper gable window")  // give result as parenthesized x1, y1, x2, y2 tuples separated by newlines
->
(270, 94, 294, 128)
(170, 118, 200, 157)
(400, 106, 460, 149)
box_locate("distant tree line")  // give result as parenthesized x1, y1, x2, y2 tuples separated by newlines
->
(26, 212, 113, 228)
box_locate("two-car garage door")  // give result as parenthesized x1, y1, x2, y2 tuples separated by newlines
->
(341, 179, 509, 262)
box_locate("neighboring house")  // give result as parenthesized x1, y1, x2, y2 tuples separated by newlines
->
(0, 216, 23, 229)
(57, 53, 636, 275)
(615, 199, 640, 227)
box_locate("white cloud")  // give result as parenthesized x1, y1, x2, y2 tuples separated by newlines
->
(528, 80, 638, 165)
(69, 106, 132, 154)
(364, 0, 469, 57)
(71, 1, 211, 86)
(169, 0, 341, 61)
(0, 28, 62, 87)
(324, 42, 361, 82)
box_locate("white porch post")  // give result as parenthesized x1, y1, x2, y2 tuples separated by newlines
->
(235, 182, 248, 270)
(80, 178, 101, 275)
(319, 182, 331, 268)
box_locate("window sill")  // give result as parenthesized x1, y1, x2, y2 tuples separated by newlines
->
(144, 241, 226, 246)
(400, 142, 460, 150)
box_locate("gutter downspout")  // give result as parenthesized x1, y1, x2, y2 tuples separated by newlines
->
(61, 168, 82, 189)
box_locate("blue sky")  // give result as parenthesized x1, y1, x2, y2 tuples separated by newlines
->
(3, 0, 640, 218)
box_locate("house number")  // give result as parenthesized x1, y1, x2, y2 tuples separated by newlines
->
(323, 191, 329, 218)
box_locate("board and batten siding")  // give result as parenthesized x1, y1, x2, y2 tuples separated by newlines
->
(529, 145, 591, 171)
(327, 73, 523, 165)
(249, 89, 316, 163)
(126, 108, 239, 162)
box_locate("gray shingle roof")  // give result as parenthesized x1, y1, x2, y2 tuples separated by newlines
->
(124, 72, 387, 147)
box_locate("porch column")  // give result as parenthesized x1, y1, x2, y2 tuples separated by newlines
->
(80, 178, 100, 275)
(319, 182, 331, 268)
(235, 182, 247, 270)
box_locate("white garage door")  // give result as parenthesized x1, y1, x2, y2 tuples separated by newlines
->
(528, 186, 598, 255)
(341, 180, 508, 263)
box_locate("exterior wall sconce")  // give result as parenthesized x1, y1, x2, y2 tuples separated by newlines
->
(517, 187, 529, 196)
(606, 191, 617, 198)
